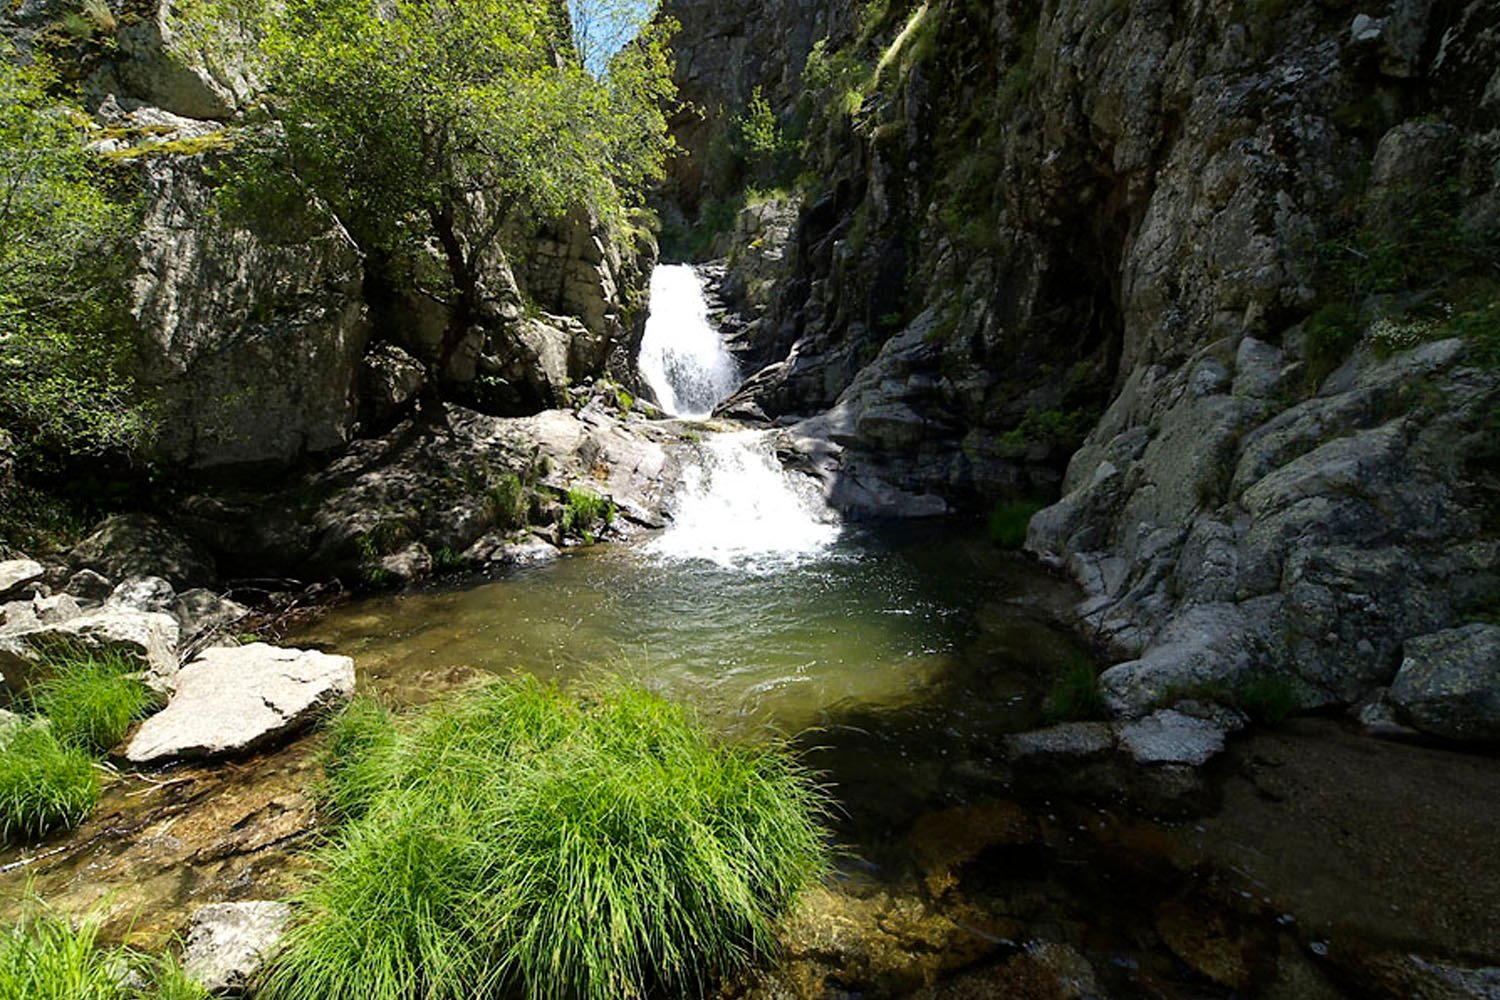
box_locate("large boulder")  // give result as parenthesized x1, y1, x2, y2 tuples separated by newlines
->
(125, 644, 354, 764)
(70, 514, 216, 589)
(0, 607, 181, 693)
(1390, 625, 1500, 743)
(182, 901, 292, 996)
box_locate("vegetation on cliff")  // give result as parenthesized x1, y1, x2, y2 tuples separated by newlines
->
(212, 0, 678, 385)
(0, 49, 155, 548)
(258, 679, 830, 1000)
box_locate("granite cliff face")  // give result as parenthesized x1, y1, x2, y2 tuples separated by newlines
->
(5, 0, 654, 471)
(672, 0, 1500, 733)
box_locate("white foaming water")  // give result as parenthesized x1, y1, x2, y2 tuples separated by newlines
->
(638, 264, 741, 418)
(648, 431, 841, 570)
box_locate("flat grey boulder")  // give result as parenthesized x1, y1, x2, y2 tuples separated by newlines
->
(1390, 625, 1500, 743)
(182, 900, 292, 996)
(126, 644, 354, 764)
(1003, 722, 1117, 760)
(0, 559, 43, 601)
(1117, 709, 1229, 767)
(0, 608, 180, 693)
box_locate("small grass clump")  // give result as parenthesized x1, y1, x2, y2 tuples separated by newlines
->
(0, 897, 209, 1000)
(1043, 658, 1108, 723)
(259, 679, 831, 1000)
(0, 726, 100, 843)
(561, 488, 614, 543)
(987, 500, 1045, 549)
(1232, 675, 1300, 725)
(30, 647, 162, 754)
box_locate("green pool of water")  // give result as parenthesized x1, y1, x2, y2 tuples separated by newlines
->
(293, 522, 1088, 858)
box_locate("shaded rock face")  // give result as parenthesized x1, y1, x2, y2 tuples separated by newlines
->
(70, 513, 217, 589)
(676, 0, 1500, 724)
(658, 0, 854, 215)
(131, 156, 372, 469)
(173, 402, 686, 584)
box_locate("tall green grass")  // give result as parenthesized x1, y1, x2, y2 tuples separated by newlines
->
(0, 726, 99, 843)
(0, 897, 208, 1000)
(30, 647, 162, 754)
(258, 679, 831, 1000)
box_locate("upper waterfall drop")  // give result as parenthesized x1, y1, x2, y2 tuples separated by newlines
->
(638, 265, 741, 418)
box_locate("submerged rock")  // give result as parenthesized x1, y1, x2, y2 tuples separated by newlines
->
(182, 901, 292, 997)
(1390, 625, 1500, 743)
(1002, 722, 1116, 760)
(125, 644, 353, 764)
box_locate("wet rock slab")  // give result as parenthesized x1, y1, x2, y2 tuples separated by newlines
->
(126, 644, 354, 764)
(1117, 709, 1229, 766)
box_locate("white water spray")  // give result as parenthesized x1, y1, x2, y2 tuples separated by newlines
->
(638, 265, 839, 568)
(638, 264, 740, 419)
(649, 431, 840, 570)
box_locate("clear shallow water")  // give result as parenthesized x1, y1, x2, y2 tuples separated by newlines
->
(293, 523, 1086, 747)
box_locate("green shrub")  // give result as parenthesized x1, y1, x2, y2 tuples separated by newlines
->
(0, 725, 99, 842)
(987, 500, 1044, 549)
(0, 897, 208, 999)
(1302, 303, 1362, 383)
(30, 646, 161, 754)
(489, 471, 529, 531)
(1232, 675, 1300, 725)
(258, 680, 830, 1000)
(1043, 659, 1107, 723)
(561, 488, 613, 543)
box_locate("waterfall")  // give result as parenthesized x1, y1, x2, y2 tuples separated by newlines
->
(648, 431, 840, 570)
(638, 264, 740, 419)
(638, 265, 839, 568)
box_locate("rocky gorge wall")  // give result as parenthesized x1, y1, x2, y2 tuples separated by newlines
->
(4, 0, 654, 472)
(674, 0, 1500, 736)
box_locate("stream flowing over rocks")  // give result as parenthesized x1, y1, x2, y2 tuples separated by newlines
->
(4, 0, 1500, 997)
(664, 0, 1500, 743)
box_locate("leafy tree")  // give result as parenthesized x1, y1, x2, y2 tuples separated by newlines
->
(234, 0, 678, 387)
(0, 49, 150, 466)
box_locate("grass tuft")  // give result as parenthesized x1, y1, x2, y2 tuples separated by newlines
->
(30, 646, 162, 754)
(0, 896, 209, 999)
(561, 488, 614, 543)
(259, 678, 831, 1000)
(1043, 658, 1108, 723)
(0, 726, 100, 843)
(987, 500, 1045, 549)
